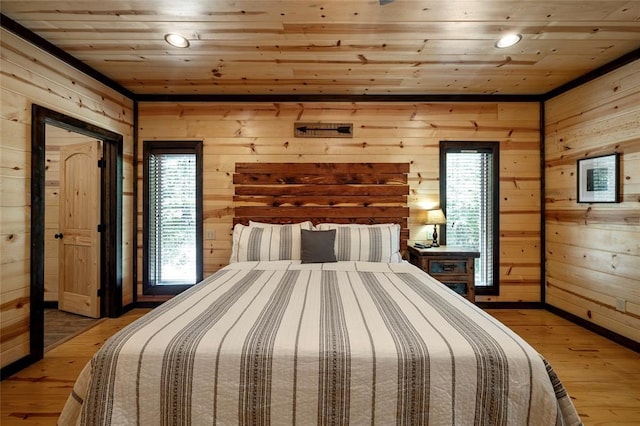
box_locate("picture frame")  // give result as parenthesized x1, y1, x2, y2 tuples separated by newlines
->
(577, 153, 620, 203)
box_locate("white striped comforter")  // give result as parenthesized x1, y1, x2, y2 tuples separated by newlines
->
(59, 261, 582, 426)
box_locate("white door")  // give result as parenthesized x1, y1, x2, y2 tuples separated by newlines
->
(58, 141, 101, 318)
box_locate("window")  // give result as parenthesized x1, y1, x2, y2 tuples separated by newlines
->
(143, 141, 203, 295)
(440, 141, 499, 295)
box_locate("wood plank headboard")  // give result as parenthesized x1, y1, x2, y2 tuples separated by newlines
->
(233, 162, 410, 251)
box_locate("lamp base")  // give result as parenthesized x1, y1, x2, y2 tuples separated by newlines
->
(431, 224, 440, 247)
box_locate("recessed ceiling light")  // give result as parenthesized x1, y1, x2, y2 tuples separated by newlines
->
(164, 33, 190, 48)
(495, 33, 522, 48)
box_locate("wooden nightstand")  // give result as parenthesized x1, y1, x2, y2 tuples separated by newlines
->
(408, 245, 480, 303)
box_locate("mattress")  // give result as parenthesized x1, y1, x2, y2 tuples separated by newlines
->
(59, 260, 581, 425)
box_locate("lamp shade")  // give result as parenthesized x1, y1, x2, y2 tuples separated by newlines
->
(424, 208, 446, 225)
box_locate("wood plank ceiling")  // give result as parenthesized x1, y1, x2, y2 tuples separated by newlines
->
(1, 0, 640, 96)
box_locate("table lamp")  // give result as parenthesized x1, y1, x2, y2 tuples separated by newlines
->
(425, 208, 446, 247)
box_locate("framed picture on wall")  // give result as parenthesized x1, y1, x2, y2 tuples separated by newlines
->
(577, 153, 620, 203)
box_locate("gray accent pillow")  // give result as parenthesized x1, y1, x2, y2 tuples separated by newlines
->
(300, 229, 337, 263)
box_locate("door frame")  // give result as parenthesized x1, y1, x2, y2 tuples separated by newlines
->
(30, 104, 123, 361)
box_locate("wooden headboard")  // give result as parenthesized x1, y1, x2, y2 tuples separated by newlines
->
(233, 162, 410, 250)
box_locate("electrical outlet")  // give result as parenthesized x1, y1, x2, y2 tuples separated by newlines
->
(206, 230, 216, 240)
(615, 297, 626, 312)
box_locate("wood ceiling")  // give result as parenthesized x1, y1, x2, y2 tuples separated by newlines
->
(1, 1, 640, 97)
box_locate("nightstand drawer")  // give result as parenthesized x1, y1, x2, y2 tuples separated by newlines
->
(428, 260, 468, 274)
(441, 282, 469, 296)
(407, 245, 480, 304)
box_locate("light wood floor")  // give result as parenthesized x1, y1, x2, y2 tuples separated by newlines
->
(1, 309, 639, 425)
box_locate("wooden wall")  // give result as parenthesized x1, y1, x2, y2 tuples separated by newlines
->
(137, 101, 542, 303)
(0, 29, 135, 369)
(544, 60, 640, 343)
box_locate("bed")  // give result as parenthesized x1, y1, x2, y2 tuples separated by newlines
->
(59, 163, 581, 425)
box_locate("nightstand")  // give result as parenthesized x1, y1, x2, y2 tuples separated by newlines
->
(408, 245, 480, 303)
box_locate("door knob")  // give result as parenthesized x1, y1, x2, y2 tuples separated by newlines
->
(54, 233, 64, 239)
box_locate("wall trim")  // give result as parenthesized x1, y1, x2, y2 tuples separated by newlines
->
(132, 101, 139, 305)
(545, 304, 640, 353)
(27, 104, 124, 378)
(1, 355, 39, 381)
(539, 101, 547, 304)
(135, 301, 166, 309)
(0, 13, 134, 99)
(476, 302, 544, 309)
(543, 48, 640, 100)
(135, 93, 543, 103)
(121, 303, 137, 315)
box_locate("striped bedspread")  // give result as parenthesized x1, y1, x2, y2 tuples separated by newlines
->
(59, 261, 581, 426)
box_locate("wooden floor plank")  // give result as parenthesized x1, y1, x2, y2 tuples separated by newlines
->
(487, 309, 640, 426)
(1, 309, 638, 425)
(1, 309, 150, 426)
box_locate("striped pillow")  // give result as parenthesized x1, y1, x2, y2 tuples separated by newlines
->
(230, 222, 313, 263)
(316, 223, 402, 263)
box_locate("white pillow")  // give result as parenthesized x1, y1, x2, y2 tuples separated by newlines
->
(316, 223, 402, 263)
(249, 220, 314, 229)
(316, 223, 392, 230)
(230, 221, 313, 263)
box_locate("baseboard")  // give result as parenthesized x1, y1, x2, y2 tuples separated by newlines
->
(121, 302, 136, 314)
(1, 354, 38, 381)
(477, 301, 544, 309)
(545, 304, 640, 353)
(135, 301, 165, 309)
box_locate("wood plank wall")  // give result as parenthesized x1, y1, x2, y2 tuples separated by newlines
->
(0, 29, 135, 369)
(233, 162, 410, 250)
(544, 60, 640, 343)
(137, 101, 542, 303)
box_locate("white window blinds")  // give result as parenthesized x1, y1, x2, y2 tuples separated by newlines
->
(445, 152, 495, 287)
(148, 152, 197, 285)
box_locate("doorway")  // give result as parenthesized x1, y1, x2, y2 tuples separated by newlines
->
(31, 105, 123, 362)
(43, 127, 103, 350)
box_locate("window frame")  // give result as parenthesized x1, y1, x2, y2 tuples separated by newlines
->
(143, 140, 203, 295)
(439, 141, 500, 296)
